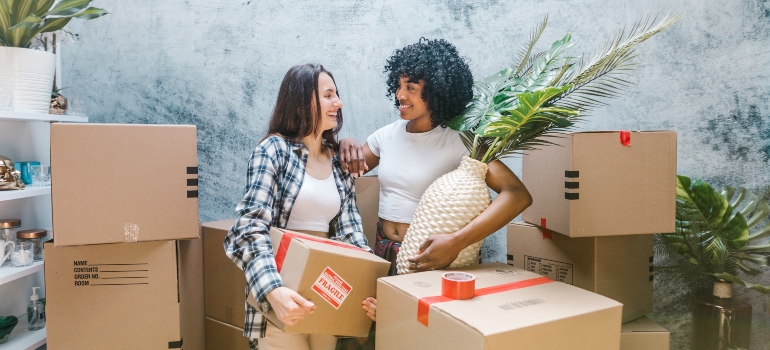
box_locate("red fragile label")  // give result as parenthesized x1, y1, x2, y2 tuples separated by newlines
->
(311, 267, 352, 309)
(274, 230, 368, 272)
(417, 276, 553, 326)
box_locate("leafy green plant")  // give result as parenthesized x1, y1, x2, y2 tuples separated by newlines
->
(0, 0, 107, 48)
(446, 13, 682, 163)
(661, 175, 770, 296)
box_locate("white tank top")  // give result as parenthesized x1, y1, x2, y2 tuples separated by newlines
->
(286, 172, 341, 232)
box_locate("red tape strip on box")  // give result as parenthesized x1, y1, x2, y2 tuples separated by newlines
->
(417, 276, 554, 326)
(274, 231, 368, 272)
(541, 218, 552, 239)
(620, 130, 631, 146)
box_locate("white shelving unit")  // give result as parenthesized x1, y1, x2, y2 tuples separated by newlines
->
(0, 111, 87, 350)
(0, 262, 45, 286)
(0, 111, 87, 123)
(0, 188, 51, 202)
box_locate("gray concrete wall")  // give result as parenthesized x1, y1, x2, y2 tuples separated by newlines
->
(62, 0, 769, 348)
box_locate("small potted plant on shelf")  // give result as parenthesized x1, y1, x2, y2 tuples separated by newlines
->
(0, 0, 107, 114)
(660, 175, 770, 350)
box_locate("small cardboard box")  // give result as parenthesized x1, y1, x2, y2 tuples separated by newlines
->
(376, 262, 623, 350)
(203, 219, 246, 328)
(621, 316, 670, 350)
(45, 238, 205, 350)
(246, 228, 390, 337)
(205, 317, 251, 350)
(51, 123, 199, 246)
(355, 175, 380, 249)
(506, 222, 652, 322)
(522, 131, 676, 237)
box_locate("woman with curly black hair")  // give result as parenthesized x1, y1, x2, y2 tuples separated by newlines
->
(339, 38, 531, 325)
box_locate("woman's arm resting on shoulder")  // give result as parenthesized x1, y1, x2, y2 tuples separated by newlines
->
(408, 160, 532, 271)
(338, 138, 379, 175)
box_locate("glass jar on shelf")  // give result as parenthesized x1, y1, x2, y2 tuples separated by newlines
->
(17, 229, 46, 262)
(0, 218, 21, 244)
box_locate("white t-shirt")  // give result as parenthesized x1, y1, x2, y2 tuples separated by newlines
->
(367, 119, 470, 223)
(286, 172, 341, 232)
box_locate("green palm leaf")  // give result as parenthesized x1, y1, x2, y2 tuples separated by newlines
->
(446, 14, 680, 164)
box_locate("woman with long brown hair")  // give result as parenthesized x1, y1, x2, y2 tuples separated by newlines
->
(225, 63, 371, 350)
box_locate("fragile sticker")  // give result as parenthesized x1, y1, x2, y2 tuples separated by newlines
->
(311, 267, 352, 309)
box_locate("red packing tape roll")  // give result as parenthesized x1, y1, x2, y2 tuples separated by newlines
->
(442, 272, 476, 300)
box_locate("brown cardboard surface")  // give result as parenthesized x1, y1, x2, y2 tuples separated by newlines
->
(205, 317, 251, 350)
(202, 219, 247, 328)
(376, 262, 623, 350)
(51, 123, 199, 246)
(522, 131, 676, 237)
(355, 175, 379, 249)
(247, 228, 390, 337)
(507, 222, 653, 322)
(621, 316, 670, 350)
(45, 239, 204, 350)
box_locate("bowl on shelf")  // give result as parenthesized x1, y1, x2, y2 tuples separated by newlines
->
(0, 315, 18, 343)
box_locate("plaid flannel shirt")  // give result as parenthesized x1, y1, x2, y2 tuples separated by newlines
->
(224, 135, 371, 347)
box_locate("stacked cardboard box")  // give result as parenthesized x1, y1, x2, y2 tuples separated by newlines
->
(507, 130, 676, 347)
(44, 124, 204, 350)
(202, 220, 252, 350)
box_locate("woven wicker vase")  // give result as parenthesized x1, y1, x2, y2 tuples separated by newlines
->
(396, 156, 491, 274)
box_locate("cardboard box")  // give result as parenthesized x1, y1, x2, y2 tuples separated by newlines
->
(246, 228, 390, 337)
(203, 219, 246, 328)
(621, 316, 670, 350)
(522, 131, 676, 237)
(51, 123, 199, 246)
(45, 239, 204, 350)
(376, 262, 623, 350)
(355, 175, 380, 249)
(506, 222, 652, 322)
(205, 317, 250, 350)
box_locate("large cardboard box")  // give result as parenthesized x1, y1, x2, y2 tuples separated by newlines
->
(51, 123, 199, 246)
(247, 228, 390, 337)
(45, 239, 205, 350)
(202, 219, 246, 328)
(354, 176, 380, 249)
(377, 262, 623, 350)
(205, 317, 250, 350)
(522, 131, 676, 237)
(621, 316, 670, 350)
(506, 222, 652, 322)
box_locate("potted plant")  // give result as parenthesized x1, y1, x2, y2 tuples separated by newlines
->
(660, 175, 770, 350)
(0, 0, 107, 113)
(395, 13, 683, 273)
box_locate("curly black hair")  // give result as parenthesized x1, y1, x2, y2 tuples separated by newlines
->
(384, 38, 474, 128)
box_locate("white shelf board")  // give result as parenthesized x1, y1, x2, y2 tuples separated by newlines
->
(0, 187, 50, 203)
(0, 261, 44, 286)
(0, 314, 46, 350)
(0, 111, 87, 123)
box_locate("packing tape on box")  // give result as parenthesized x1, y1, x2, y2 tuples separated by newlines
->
(540, 218, 552, 239)
(417, 276, 554, 327)
(442, 272, 476, 300)
(123, 223, 139, 242)
(274, 231, 368, 272)
(620, 130, 631, 146)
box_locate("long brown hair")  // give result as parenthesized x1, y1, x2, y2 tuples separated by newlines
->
(265, 63, 342, 150)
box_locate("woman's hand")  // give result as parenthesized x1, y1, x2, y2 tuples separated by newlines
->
(362, 297, 377, 322)
(339, 138, 368, 177)
(266, 287, 316, 326)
